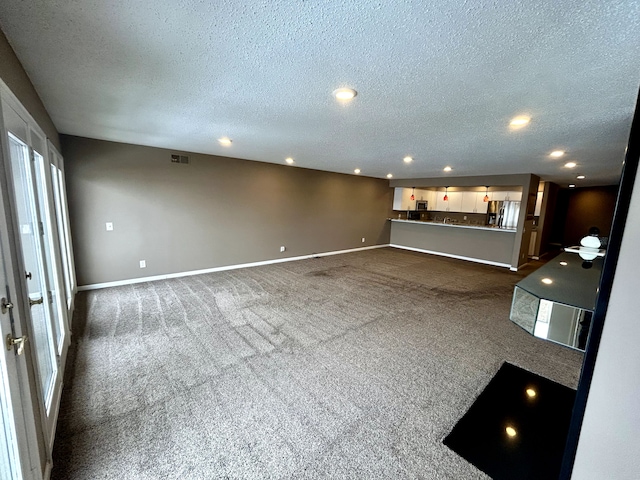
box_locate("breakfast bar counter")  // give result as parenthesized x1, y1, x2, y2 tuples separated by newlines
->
(389, 218, 517, 268)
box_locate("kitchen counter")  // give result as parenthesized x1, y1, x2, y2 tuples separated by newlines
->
(389, 218, 516, 233)
(389, 218, 517, 268)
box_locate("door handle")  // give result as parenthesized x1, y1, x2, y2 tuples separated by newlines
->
(6, 334, 28, 356)
(29, 297, 44, 307)
(1, 298, 14, 314)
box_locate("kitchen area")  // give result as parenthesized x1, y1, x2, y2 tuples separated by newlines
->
(388, 174, 541, 270)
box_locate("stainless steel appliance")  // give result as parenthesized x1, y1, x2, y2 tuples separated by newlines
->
(416, 200, 428, 211)
(487, 200, 502, 225)
(487, 200, 520, 228)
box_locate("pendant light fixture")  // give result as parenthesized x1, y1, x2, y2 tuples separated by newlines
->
(410, 187, 415, 201)
(483, 186, 490, 202)
(443, 186, 449, 202)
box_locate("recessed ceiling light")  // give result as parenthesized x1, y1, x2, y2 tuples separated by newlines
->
(550, 150, 565, 158)
(505, 426, 517, 438)
(559, 261, 568, 266)
(333, 88, 357, 101)
(218, 137, 232, 146)
(564, 162, 577, 168)
(569, 184, 576, 188)
(285, 157, 294, 165)
(577, 175, 585, 179)
(354, 168, 361, 174)
(443, 166, 452, 172)
(526, 388, 537, 398)
(509, 115, 530, 129)
(386, 173, 393, 178)
(403, 156, 413, 163)
(541, 278, 553, 284)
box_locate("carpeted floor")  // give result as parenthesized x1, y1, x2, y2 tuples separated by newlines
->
(52, 247, 583, 479)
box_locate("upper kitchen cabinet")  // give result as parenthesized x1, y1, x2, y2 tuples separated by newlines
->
(489, 190, 522, 202)
(393, 187, 437, 210)
(413, 188, 436, 210)
(393, 187, 413, 210)
(460, 192, 489, 214)
(435, 190, 462, 212)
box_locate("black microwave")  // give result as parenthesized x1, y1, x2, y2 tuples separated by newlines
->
(416, 201, 428, 211)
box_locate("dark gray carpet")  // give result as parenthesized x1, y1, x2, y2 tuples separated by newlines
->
(52, 248, 582, 479)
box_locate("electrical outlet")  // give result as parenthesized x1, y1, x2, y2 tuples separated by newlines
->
(361, 237, 365, 243)
(139, 260, 146, 268)
(280, 246, 286, 252)
(106, 222, 113, 231)
(463, 216, 467, 220)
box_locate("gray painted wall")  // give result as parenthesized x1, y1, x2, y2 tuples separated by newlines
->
(62, 135, 392, 286)
(571, 168, 640, 478)
(0, 28, 60, 150)
(389, 221, 516, 266)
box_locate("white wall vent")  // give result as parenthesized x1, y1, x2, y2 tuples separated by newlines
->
(171, 154, 189, 164)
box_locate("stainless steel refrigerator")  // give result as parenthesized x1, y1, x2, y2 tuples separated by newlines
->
(487, 201, 520, 228)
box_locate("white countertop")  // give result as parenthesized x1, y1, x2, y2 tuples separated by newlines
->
(389, 218, 516, 233)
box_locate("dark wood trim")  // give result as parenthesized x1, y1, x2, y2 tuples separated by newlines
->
(559, 89, 640, 478)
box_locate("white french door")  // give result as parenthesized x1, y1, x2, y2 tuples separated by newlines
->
(0, 106, 43, 480)
(3, 104, 66, 453)
(0, 79, 75, 479)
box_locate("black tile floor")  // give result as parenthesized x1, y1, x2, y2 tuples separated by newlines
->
(444, 362, 576, 480)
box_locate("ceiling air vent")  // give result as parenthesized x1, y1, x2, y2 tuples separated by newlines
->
(171, 154, 189, 164)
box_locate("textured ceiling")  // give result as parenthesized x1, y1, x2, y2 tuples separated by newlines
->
(1, 1, 639, 186)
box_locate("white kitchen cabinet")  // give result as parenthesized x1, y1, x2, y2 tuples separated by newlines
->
(460, 192, 490, 214)
(435, 191, 462, 212)
(434, 190, 447, 211)
(505, 191, 522, 201)
(392, 188, 403, 209)
(489, 191, 507, 201)
(475, 193, 489, 214)
(489, 190, 522, 202)
(460, 192, 477, 213)
(393, 187, 415, 210)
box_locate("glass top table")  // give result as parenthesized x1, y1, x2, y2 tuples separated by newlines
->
(510, 252, 603, 351)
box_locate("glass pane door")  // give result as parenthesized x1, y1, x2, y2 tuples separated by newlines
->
(7, 132, 58, 409)
(50, 164, 73, 309)
(33, 150, 68, 355)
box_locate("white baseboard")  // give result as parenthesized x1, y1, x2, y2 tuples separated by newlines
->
(78, 244, 390, 291)
(389, 244, 512, 269)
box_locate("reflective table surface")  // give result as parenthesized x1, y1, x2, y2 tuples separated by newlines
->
(515, 252, 602, 311)
(510, 252, 602, 351)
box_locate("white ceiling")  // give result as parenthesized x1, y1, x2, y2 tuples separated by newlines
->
(1, 1, 639, 186)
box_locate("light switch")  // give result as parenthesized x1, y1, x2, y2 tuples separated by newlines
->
(106, 222, 113, 231)
(139, 260, 146, 268)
